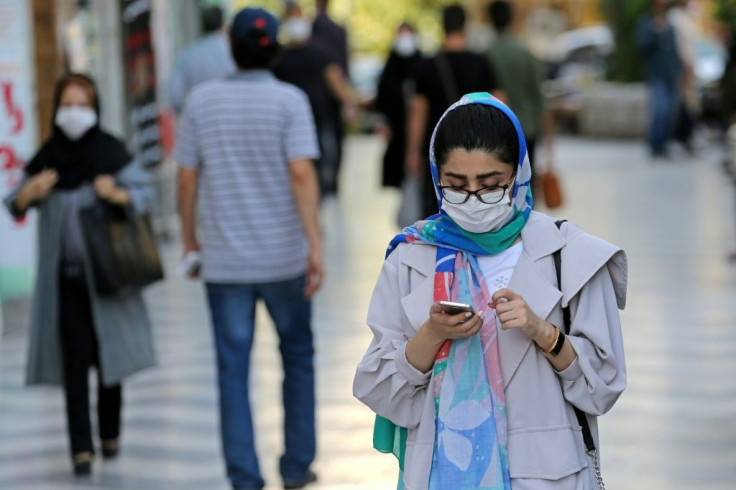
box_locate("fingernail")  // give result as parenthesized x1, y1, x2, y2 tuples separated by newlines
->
(465, 312, 472, 318)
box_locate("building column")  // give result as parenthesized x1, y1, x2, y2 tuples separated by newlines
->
(32, 0, 64, 142)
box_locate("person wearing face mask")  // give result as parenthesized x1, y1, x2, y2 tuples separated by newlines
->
(3, 73, 156, 477)
(354, 93, 627, 489)
(375, 23, 424, 189)
(168, 6, 236, 115)
(274, 2, 356, 198)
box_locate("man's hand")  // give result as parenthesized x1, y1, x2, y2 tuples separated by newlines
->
(288, 158, 322, 298)
(304, 246, 324, 298)
(178, 167, 200, 265)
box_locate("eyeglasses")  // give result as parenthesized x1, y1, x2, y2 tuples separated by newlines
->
(438, 180, 514, 205)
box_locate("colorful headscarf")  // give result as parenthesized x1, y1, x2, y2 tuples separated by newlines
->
(373, 93, 531, 489)
(387, 92, 533, 257)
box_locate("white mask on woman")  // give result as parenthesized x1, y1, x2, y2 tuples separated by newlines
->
(55, 106, 97, 141)
(394, 33, 417, 57)
(441, 187, 515, 233)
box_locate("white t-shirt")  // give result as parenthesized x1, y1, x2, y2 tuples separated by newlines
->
(477, 242, 524, 296)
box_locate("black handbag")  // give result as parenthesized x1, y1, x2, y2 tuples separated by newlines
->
(79, 200, 164, 296)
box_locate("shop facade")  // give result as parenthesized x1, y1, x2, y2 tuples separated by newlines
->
(0, 0, 204, 308)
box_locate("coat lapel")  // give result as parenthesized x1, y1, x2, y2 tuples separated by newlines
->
(498, 251, 562, 388)
(399, 244, 436, 333)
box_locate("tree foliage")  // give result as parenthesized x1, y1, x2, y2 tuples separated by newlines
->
(600, 0, 649, 83)
(714, 0, 736, 31)
(230, 0, 458, 56)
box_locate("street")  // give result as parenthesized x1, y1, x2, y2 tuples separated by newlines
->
(1, 134, 736, 489)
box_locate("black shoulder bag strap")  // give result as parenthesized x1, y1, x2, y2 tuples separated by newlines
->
(553, 220, 595, 452)
(434, 53, 460, 107)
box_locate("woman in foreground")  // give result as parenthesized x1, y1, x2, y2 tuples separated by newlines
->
(354, 93, 627, 489)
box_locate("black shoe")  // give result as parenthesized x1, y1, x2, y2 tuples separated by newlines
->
(73, 452, 92, 476)
(283, 470, 317, 489)
(101, 439, 119, 460)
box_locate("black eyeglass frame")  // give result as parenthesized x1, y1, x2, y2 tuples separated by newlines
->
(438, 180, 515, 205)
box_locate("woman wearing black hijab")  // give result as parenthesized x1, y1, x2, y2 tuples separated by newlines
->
(4, 74, 156, 476)
(375, 23, 423, 188)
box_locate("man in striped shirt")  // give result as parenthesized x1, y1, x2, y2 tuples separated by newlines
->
(175, 8, 322, 490)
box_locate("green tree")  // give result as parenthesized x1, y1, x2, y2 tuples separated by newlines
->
(230, 0, 458, 56)
(714, 0, 736, 31)
(601, 0, 650, 82)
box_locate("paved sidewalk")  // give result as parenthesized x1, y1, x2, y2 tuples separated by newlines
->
(1, 135, 735, 489)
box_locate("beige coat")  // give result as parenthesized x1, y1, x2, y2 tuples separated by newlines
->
(353, 211, 627, 490)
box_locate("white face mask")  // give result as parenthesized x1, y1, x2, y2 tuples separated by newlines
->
(283, 18, 312, 43)
(55, 106, 97, 141)
(394, 33, 417, 57)
(441, 187, 514, 233)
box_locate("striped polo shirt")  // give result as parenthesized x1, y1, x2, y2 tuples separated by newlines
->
(174, 70, 320, 283)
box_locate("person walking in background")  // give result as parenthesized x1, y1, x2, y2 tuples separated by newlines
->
(175, 8, 323, 490)
(3, 73, 156, 476)
(721, 28, 736, 261)
(720, 29, 736, 129)
(486, 0, 546, 192)
(310, 0, 351, 197)
(168, 6, 236, 115)
(637, 0, 683, 158)
(312, 0, 349, 76)
(668, 0, 700, 154)
(407, 4, 504, 219)
(374, 23, 423, 189)
(274, 1, 355, 198)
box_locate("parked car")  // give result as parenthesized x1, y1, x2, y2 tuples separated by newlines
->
(542, 25, 614, 131)
(543, 24, 728, 131)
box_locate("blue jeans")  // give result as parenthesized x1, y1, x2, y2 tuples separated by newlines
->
(206, 276, 315, 490)
(648, 79, 680, 155)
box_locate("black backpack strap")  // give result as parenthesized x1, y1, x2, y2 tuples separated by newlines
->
(553, 220, 596, 453)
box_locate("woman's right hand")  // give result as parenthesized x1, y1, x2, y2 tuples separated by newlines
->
(425, 302, 483, 342)
(406, 303, 484, 373)
(16, 169, 58, 211)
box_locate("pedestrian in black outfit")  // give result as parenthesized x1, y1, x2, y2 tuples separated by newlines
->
(721, 29, 736, 261)
(375, 23, 423, 189)
(274, 1, 354, 198)
(406, 4, 504, 218)
(310, 0, 351, 197)
(3, 74, 156, 476)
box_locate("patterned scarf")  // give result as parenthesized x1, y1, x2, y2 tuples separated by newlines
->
(373, 93, 531, 489)
(427, 247, 511, 488)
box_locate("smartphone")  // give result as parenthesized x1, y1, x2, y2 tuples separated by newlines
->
(437, 301, 475, 315)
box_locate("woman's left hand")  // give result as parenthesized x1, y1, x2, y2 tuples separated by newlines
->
(490, 288, 549, 343)
(94, 175, 129, 205)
